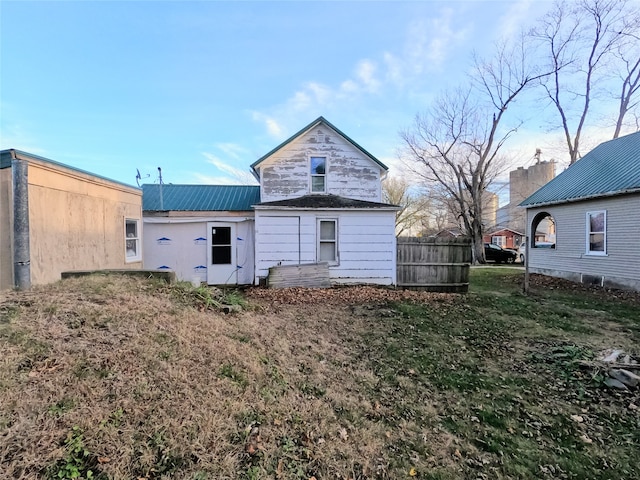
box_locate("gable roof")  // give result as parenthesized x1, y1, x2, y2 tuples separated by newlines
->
(250, 116, 388, 175)
(142, 184, 260, 211)
(520, 132, 640, 208)
(254, 194, 399, 210)
(485, 227, 524, 236)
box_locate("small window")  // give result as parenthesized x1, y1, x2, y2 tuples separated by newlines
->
(318, 219, 337, 263)
(310, 156, 326, 193)
(125, 219, 141, 262)
(586, 210, 606, 255)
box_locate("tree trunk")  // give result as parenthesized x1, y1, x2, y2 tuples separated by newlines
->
(471, 220, 485, 264)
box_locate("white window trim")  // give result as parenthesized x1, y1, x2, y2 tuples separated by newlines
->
(492, 235, 506, 247)
(125, 218, 142, 262)
(585, 210, 607, 256)
(309, 155, 327, 194)
(317, 218, 338, 265)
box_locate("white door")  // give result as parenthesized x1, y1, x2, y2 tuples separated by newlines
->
(207, 222, 237, 285)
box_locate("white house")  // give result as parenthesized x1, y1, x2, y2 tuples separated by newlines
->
(519, 132, 640, 291)
(143, 117, 399, 286)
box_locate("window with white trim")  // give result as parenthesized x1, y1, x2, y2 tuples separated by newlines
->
(318, 219, 338, 263)
(310, 156, 326, 193)
(491, 235, 506, 247)
(125, 219, 141, 262)
(586, 210, 606, 255)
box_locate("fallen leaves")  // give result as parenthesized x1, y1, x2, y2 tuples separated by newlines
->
(245, 426, 262, 456)
(246, 285, 455, 306)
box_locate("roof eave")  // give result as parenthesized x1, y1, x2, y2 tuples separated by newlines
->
(520, 187, 640, 209)
(1, 148, 141, 191)
(250, 116, 388, 172)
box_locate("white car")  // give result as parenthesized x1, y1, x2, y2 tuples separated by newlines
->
(517, 242, 555, 264)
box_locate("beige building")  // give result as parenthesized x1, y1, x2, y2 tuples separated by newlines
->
(500, 159, 556, 233)
(1, 149, 143, 290)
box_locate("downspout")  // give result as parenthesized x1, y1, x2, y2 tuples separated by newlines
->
(11, 150, 31, 290)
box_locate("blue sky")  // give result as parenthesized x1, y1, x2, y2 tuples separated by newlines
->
(1, 0, 592, 191)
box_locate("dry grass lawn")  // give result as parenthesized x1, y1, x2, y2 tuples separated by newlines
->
(1, 271, 639, 479)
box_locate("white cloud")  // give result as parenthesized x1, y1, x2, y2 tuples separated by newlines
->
(216, 142, 249, 161)
(249, 6, 473, 140)
(497, 0, 543, 41)
(201, 151, 258, 185)
(386, 9, 470, 83)
(355, 60, 380, 93)
(251, 112, 285, 139)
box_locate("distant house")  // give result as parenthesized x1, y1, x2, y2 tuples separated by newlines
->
(433, 228, 464, 239)
(142, 117, 399, 286)
(0, 149, 143, 290)
(482, 227, 524, 250)
(519, 132, 640, 291)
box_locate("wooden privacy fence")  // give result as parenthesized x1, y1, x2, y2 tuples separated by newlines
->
(397, 236, 472, 292)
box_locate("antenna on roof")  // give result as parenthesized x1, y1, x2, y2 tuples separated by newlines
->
(135, 168, 150, 187)
(158, 167, 164, 210)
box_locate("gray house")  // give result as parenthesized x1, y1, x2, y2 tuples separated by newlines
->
(520, 132, 640, 291)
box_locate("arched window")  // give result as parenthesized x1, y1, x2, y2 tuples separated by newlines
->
(530, 211, 556, 248)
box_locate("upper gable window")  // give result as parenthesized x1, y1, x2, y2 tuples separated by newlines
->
(310, 156, 326, 193)
(586, 210, 606, 255)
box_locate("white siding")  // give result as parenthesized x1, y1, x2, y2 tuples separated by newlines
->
(143, 218, 255, 285)
(254, 209, 396, 285)
(258, 125, 383, 203)
(526, 194, 640, 290)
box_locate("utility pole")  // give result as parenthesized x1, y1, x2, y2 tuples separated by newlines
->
(158, 167, 163, 210)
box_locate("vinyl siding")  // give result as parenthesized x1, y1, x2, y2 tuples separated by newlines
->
(526, 194, 640, 290)
(255, 210, 396, 285)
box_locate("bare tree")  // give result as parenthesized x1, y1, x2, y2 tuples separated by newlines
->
(534, 0, 640, 162)
(612, 33, 640, 138)
(382, 176, 432, 236)
(401, 39, 552, 263)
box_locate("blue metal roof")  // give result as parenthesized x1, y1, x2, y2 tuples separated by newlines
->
(142, 184, 260, 211)
(520, 132, 640, 207)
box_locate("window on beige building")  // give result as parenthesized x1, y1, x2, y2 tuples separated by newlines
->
(125, 218, 141, 262)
